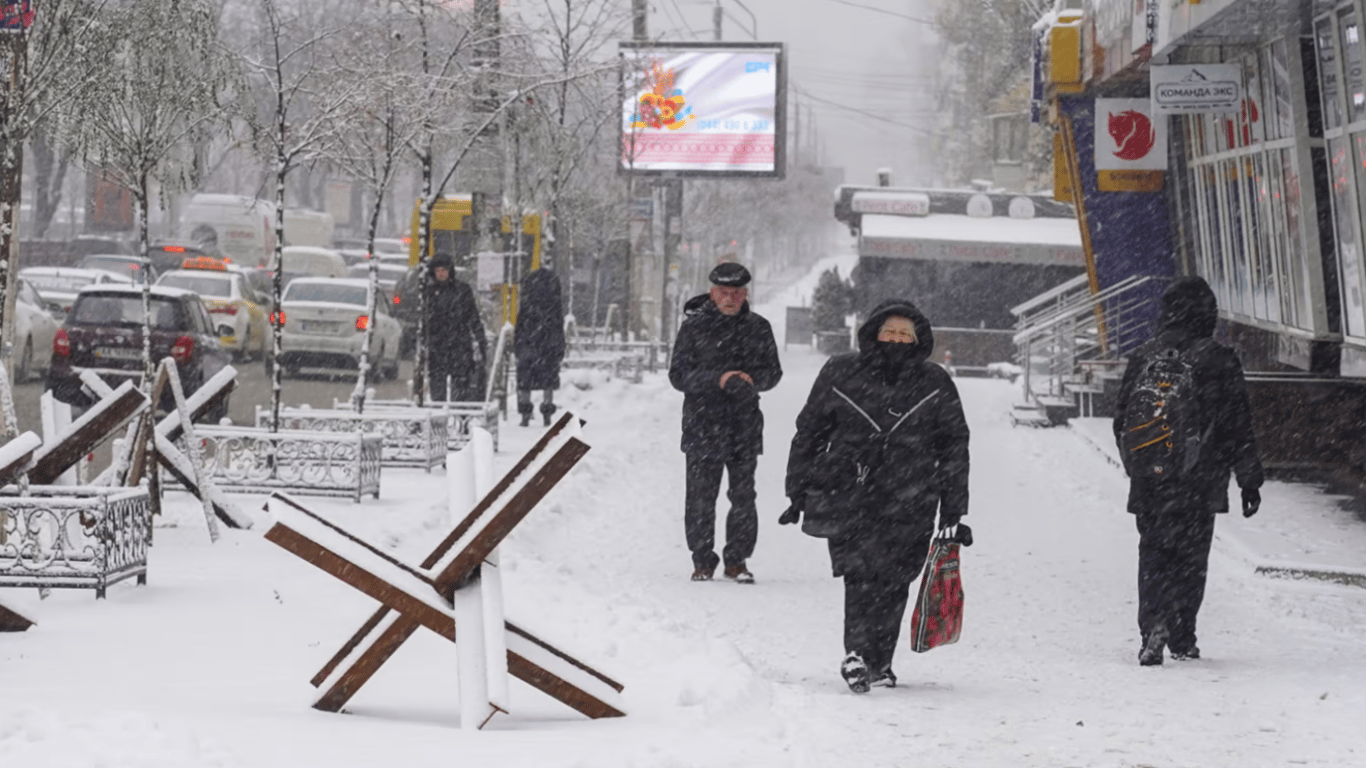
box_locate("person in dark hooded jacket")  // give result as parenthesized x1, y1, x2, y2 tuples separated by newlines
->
(668, 262, 782, 584)
(783, 299, 970, 693)
(424, 252, 487, 402)
(1112, 276, 1263, 666)
(514, 262, 565, 427)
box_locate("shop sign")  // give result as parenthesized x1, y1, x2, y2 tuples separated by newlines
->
(1151, 63, 1242, 114)
(1095, 98, 1167, 191)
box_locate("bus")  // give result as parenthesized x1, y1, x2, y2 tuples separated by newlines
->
(408, 196, 544, 324)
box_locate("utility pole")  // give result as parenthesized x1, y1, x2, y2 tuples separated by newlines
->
(0, 15, 30, 427)
(473, 0, 502, 270)
(713, 1, 723, 41)
(624, 0, 647, 341)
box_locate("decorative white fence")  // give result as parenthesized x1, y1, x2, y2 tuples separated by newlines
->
(0, 486, 152, 599)
(169, 426, 383, 502)
(261, 406, 449, 470)
(334, 399, 500, 453)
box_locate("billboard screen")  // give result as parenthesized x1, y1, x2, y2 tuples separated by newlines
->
(619, 41, 785, 178)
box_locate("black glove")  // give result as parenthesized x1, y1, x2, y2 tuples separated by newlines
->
(1241, 487, 1261, 518)
(724, 375, 757, 400)
(938, 513, 962, 531)
(778, 500, 801, 525)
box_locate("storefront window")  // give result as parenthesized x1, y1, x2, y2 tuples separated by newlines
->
(1339, 7, 1366, 123)
(1207, 165, 1229, 307)
(1249, 155, 1274, 320)
(1244, 56, 1264, 146)
(1225, 158, 1251, 316)
(1320, 16, 1345, 130)
(1329, 136, 1366, 336)
(1270, 40, 1295, 140)
(1281, 147, 1314, 330)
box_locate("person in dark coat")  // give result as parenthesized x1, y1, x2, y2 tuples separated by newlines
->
(1112, 276, 1263, 666)
(668, 262, 782, 584)
(515, 262, 566, 427)
(424, 252, 487, 402)
(782, 299, 970, 693)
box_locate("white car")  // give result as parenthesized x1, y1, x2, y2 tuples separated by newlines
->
(19, 266, 133, 321)
(277, 278, 401, 379)
(156, 268, 270, 361)
(13, 277, 58, 381)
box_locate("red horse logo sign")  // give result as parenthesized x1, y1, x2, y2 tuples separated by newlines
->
(1108, 110, 1156, 161)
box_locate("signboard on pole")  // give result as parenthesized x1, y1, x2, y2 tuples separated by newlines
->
(619, 41, 786, 178)
(1094, 98, 1166, 192)
(0, 1, 33, 32)
(1150, 64, 1242, 114)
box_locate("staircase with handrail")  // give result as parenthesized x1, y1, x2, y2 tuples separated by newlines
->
(1010, 274, 1168, 425)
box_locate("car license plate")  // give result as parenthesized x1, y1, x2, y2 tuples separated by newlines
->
(96, 347, 142, 360)
(301, 320, 340, 334)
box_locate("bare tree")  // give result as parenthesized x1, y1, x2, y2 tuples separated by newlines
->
(81, 0, 238, 389)
(238, 0, 350, 429)
(0, 0, 115, 435)
(321, 7, 430, 411)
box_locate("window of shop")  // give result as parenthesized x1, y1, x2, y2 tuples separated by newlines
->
(1317, 4, 1366, 340)
(1181, 46, 1314, 332)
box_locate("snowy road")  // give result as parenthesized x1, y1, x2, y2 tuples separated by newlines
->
(2, 325, 1365, 768)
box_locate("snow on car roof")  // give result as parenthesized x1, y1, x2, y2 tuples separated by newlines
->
(858, 213, 1085, 266)
(77, 283, 195, 298)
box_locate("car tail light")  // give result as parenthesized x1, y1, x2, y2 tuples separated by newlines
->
(392, 295, 400, 305)
(355, 316, 369, 331)
(270, 311, 286, 326)
(54, 329, 70, 357)
(171, 335, 195, 363)
(210, 304, 239, 315)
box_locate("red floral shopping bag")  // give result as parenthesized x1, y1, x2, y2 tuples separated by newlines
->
(909, 531, 965, 653)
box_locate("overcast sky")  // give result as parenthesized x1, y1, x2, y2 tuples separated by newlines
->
(636, 0, 937, 187)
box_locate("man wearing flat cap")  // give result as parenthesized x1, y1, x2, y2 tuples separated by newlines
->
(669, 260, 782, 584)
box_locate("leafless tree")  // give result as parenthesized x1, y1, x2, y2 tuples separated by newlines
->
(81, 0, 238, 388)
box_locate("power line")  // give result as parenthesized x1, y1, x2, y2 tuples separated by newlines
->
(794, 86, 947, 138)
(822, 0, 935, 24)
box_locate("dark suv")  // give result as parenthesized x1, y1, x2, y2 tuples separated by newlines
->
(46, 285, 234, 419)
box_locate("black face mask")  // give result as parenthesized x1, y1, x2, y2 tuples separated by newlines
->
(874, 340, 916, 380)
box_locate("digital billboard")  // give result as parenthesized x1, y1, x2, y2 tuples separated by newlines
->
(619, 41, 786, 179)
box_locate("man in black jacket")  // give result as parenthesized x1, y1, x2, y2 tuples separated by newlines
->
(425, 252, 487, 402)
(669, 262, 782, 583)
(1113, 276, 1264, 666)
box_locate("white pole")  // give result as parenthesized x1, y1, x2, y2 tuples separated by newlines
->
(450, 441, 495, 730)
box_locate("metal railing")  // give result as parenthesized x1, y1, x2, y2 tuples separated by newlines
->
(1012, 275, 1167, 403)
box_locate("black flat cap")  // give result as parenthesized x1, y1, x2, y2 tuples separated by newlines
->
(709, 262, 751, 287)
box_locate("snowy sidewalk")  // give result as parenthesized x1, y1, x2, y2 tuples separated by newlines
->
(1070, 417, 1366, 588)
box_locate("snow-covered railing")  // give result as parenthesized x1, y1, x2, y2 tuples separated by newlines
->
(335, 398, 500, 453)
(258, 406, 448, 471)
(0, 485, 151, 599)
(164, 426, 382, 503)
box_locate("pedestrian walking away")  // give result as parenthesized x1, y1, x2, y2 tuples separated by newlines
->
(1112, 276, 1264, 667)
(781, 299, 970, 693)
(424, 252, 487, 403)
(668, 261, 782, 585)
(515, 259, 566, 427)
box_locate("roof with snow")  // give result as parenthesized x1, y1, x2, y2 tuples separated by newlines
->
(857, 213, 1085, 266)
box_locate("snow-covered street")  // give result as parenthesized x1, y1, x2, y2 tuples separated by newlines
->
(3, 265, 1366, 768)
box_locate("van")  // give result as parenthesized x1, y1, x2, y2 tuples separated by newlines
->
(283, 209, 335, 248)
(280, 246, 347, 285)
(180, 194, 278, 268)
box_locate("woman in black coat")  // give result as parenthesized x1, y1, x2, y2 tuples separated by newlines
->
(784, 299, 970, 693)
(514, 266, 566, 426)
(424, 252, 487, 402)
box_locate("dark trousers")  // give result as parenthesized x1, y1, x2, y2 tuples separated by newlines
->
(429, 357, 480, 402)
(684, 451, 758, 570)
(517, 386, 555, 414)
(1135, 508, 1217, 652)
(843, 577, 912, 676)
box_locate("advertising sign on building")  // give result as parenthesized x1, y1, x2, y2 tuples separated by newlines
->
(0, 1, 33, 32)
(1150, 63, 1243, 114)
(619, 42, 786, 178)
(1094, 98, 1167, 192)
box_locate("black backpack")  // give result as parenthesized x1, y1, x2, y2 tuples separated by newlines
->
(1120, 341, 1212, 480)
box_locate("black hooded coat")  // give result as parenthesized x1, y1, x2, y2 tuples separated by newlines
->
(1112, 277, 1263, 513)
(424, 255, 487, 399)
(786, 300, 970, 581)
(668, 293, 782, 456)
(514, 268, 565, 390)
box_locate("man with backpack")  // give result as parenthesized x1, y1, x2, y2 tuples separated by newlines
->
(1113, 276, 1264, 666)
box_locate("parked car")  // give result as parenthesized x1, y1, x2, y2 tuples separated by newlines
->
(19, 266, 133, 321)
(156, 268, 270, 362)
(77, 253, 158, 284)
(13, 277, 59, 381)
(46, 284, 233, 419)
(277, 277, 401, 380)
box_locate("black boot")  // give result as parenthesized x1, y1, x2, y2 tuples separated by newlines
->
(540, 402, 557, 427)
(518, 403, 533, 427)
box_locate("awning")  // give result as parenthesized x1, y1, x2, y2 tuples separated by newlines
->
(858, 213, 1085, 267)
